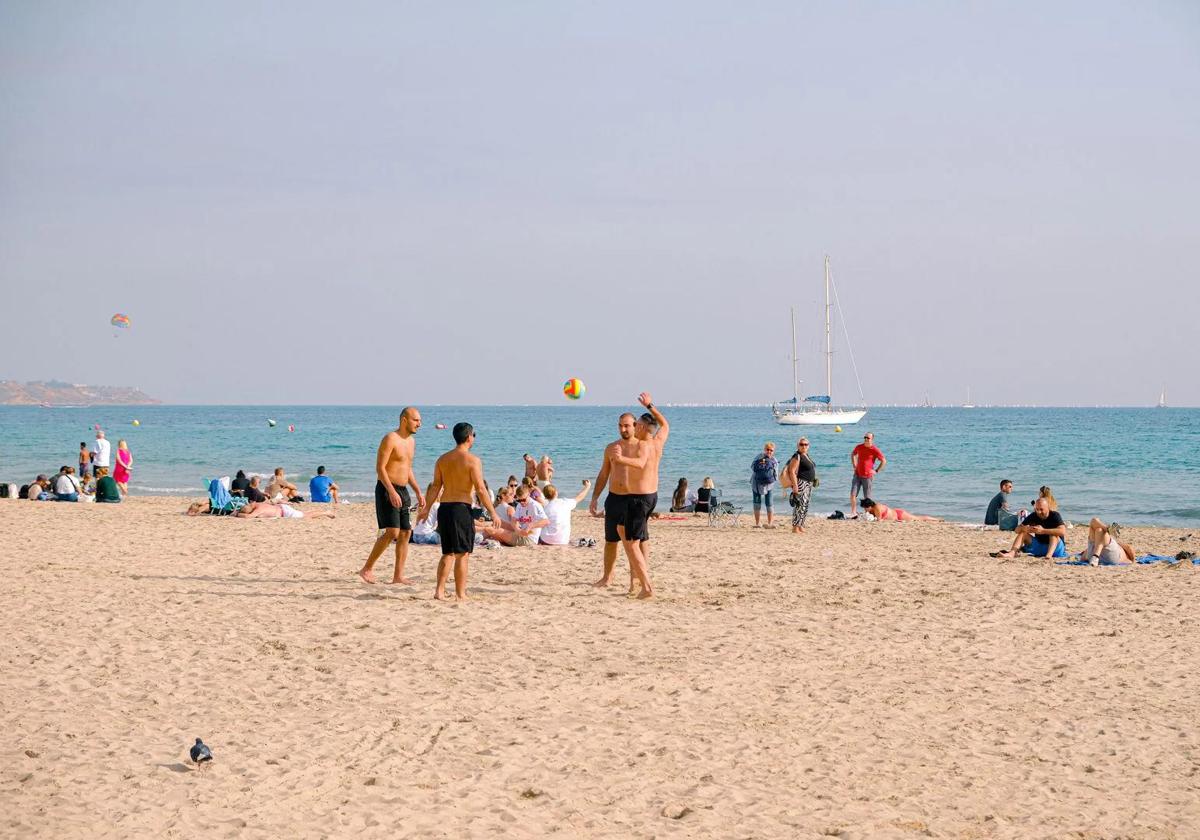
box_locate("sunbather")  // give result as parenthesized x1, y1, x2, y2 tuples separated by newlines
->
(237, 501, 334, 519)
(992, 497, 1066, 558)
(1084, 519, 1134, 566)
(860, 498, 941, 522)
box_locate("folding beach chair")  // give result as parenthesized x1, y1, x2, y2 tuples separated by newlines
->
(206, 478, 247, 516)
(707, 489, 742, 528)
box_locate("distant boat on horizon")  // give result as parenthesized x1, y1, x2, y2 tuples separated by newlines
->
(962, 387, 975, 409)
(1156, 387, 1167, 409)
(772, 256, 867, 426)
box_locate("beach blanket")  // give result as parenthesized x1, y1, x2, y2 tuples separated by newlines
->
(1135, 554, 1200, 566)
(1057, 553, 1199, 567)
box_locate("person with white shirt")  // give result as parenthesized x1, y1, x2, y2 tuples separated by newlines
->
(91, 431, 111, 473)
(538, 480, 591, 545)
(508, 486, 549, 547)
(53, 466, 83, 501)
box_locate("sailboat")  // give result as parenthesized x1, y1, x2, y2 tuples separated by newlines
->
(962, 387, 975, 409)
(772, 256, 867, 426)
(1156, 387, 1167, 409)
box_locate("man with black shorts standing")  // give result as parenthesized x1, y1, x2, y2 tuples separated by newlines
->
(589, 411, 637, 590)
(358, 407, 425, 585)
(420, 422, 497, 601)
(592, 393, 668, 598)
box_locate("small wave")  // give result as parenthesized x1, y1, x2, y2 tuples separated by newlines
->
(1129, 507, 1200, 519)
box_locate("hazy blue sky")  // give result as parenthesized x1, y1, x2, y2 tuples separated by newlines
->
(2, 2, 1197, 405)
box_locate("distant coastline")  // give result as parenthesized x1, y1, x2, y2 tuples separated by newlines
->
(0, 380, 160, 406)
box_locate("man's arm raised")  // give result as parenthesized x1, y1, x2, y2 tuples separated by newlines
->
(573, 479, 591, 504)
(639, 392, 669, 445)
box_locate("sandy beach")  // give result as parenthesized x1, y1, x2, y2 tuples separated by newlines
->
(2, 497, 1198, 839)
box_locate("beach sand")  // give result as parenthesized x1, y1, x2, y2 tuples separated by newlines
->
(2, 497, 1198, 838)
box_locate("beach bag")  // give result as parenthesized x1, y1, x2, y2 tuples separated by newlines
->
(752, 456, 777, 485)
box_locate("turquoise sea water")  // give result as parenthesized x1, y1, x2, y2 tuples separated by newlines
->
(1, 405, 1197, 526)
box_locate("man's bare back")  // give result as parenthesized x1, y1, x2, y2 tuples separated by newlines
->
(432, 448, 483, 505)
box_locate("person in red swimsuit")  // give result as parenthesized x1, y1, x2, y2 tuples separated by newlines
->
(861, 498, 941, 522)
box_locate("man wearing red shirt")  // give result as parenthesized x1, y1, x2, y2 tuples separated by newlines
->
(849, 432, 886, 518)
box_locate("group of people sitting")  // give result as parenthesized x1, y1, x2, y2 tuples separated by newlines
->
(669, 477, 717, 513)
(986, 482, 1133, 566)
(20, 465, 122, 503)
(187, 466, 341, 518)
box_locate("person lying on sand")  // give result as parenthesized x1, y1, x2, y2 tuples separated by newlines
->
(237, 501, 334, 519)
(1084, 519, 1134, 566)
(860, 498, 941, 522)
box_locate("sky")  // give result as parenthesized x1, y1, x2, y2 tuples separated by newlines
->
(2, 1, 1198, 406)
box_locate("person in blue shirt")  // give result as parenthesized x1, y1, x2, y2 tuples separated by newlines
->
(309, 466, 339, 504)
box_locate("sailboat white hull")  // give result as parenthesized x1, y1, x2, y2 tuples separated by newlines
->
(775, 408, 867, 426)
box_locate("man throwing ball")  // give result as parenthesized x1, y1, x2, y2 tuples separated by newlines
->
(589, 392, 668, 599)
(420, 422, 497, 602)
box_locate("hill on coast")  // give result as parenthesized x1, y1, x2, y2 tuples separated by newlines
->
(0, 380, 160, 406)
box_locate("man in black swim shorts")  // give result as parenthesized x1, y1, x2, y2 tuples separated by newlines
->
(589, 412, 638, 589)
(359, 408, 424, 586)
(420, 422, 498, 601)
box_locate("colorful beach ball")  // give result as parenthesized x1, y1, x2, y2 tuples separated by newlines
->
(563, 378, 585, 400)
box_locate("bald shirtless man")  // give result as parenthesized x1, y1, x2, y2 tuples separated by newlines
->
(358, 407, 426, 585)
(590, 392, 669, 598)
(420, 422, 498, 601)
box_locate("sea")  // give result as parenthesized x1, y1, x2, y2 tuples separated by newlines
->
(1, 405, 1197, 526)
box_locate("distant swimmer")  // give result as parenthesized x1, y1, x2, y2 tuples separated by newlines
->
(358, 407, 425, 585)
(420, 422, 497, 601)
(593, 392, 668, 599)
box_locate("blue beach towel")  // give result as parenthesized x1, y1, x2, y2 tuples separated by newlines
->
(1135, 554, 1200, 566)
(209, 478, 232, 509)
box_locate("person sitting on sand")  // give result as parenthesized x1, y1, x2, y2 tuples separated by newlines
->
(493, 486, 515, 526)
(992, 497, 1067, 558)
(236, 500, 334, 519)
(694, 477, 716, 514)
(25, 475, 51, 501)
(1034, 485, 1058, 511)
(670, 477, 697, 512)
(267, 468, 304, 503)
(309, 466, 340, 504)
(985, 479, 1022, 531)
(53, 466, 82, 502)
(1084, 519, 1135, 567)
(94, 467, 122, 503)
(412, 483, 442, 545)
(539, 480, 591, 545)
(230, 470, 251, 497)
(244, 475, 268, 503)
(860, 498, 942, 522)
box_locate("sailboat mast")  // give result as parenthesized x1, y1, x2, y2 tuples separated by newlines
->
(790, 307, 798, 403)
(824, 255, 832, 402)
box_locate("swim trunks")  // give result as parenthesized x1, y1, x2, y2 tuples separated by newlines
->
(603, 492, 627, 543)
(437, 502, 475, 554)
(375, 481, 411, 530)
(622, 492, 658, 542)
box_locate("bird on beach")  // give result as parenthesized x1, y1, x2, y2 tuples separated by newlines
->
(190, 738, 213, 766)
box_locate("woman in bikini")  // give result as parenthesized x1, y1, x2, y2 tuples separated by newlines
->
(861, 498, 941, 522)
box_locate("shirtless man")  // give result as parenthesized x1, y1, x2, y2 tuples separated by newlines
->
(590, 393, 668, 598)
(358, 407, 425, 585)
(536, 455, 554, 487)
(267, 467, 302, 503)
(419, 422, 498, 601)
(522, 453, 538, 481)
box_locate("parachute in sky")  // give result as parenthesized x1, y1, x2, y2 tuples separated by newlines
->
(111, 314, 131, 336)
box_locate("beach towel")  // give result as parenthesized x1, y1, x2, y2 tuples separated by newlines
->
(209, 479, 232, 509)
(1135, 554, 1200, 566)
